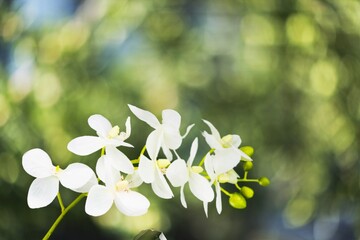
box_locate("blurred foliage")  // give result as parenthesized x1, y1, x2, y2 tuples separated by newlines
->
(0, 0, 360, 239)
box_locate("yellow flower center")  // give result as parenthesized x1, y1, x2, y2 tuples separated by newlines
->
(191, 166, 203, 174)
(218, 173, 230, 183)
(116, 180, 129, 192)
(108, 125, 120, 139)
(157, 159, 170, 174)
(53, 165, 62, 176)
(220, 134, 233, 148)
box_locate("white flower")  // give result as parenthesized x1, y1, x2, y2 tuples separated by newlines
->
(22, 148, 97, 209)
(85, 156, 149, 217)
(202, 120, 252, 161)
(166, 138, 214, 209)
(138, 154, 173, 199)
(67, 114, 134, 174)
(203, 149, 240, 215)
(128, 104, 193, 160)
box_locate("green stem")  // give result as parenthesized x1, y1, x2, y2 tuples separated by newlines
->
(42, 193, 87, 240)
(220, 187, 231, 197)
(237, 179, 259, 183)
(57, 193, 65, 212)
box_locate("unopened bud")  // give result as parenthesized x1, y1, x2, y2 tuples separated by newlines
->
(243, 161, 253, 171)
(240, 146, 254, 157)
(240, 186, 254, 198)
(229, 193, 247, 209)
(259, 177, 270, 186)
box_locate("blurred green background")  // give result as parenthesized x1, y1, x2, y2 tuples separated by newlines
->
(0, 0, 359, 239)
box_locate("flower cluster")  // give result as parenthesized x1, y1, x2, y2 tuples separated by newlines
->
(22, 104, 269, 239)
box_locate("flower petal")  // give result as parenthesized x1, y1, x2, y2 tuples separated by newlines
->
(203, 131, 222, 149)
(22, 148, 54, 178)
(212, 149, 240, 175)
(203, 201, 209, 218)
(240, 149, 252, 161)
(85, 185, 114, 217)
(114, 191, 150, 216)
(88, 114, 112, 138)
(166, 159, 188, 187)
(189, 173, 214, 203)
(162, 109, 181, 130)
(95, 156, 120, 186)
(204, 153, 216, 181)
(106, 146, 134, 174)
(124, 116, 131, 139)
(182, 124, 195, 138)
(146, 129, 162, 160)
(59, 163, 97, 193)
(180, 185, 187, 208)
(187, 138, 198, 166)
(67, 136, 105, 156)
(27, 176, 59, 209)
(128, 104, 160, 129)
(231, 135, 242, 148)
(138, 155, 155, 183)
(203, 120, 221, 142)
(215, 182, 222, 214)
(152, 168, 173, 199)
(126, 170, 143, 188)
(163, 127, 182, 150)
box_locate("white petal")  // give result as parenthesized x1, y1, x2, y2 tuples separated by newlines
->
(215, 182, 222, 214)
(231, 135, 242, 148)
(96, 156, 120, 187)
(166, 159, 188, 187)
(187, 138, 198, 166)
(128, 104, 160, 129)
(106, 146, 134, 174)
(138, 155, 155, 183)
(203, 131, 222, 149)
(162, 144, 173, 161)
(124, 116, 131, 139)
(159, 233, 167, 240)
(203, 120, 221, 142)
(240, 149, 252, 161)
(146, 129, 162, 160)
(162, 109, 181, 129)
(203, 201, 209, 217)
(88, 114, 112, 138)
(22, 148, 54, 178)
(59, 163, 97, 193)
(182, 124, 195, 138)
(27, 176, 59, 209)
(126, 170, 143, 188)
(204, 153, 216, 181)
(85, 185, 114, 217)
(152, 169, 173, 199)
(67, 136, 105, 156)
(189, 173, 214, 202)
(180, 185, 187, 208)
(163, 127, 182, 150)
(114, 191, 150, 216)
(213, 149, 240, 175)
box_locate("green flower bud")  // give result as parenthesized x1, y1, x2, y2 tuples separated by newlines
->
(243, 161, 253, 171)
(229, 193, 247, 209)
(240, 146, 254, 157)
(241, 186, 254, 198)
(259, 177, 270, 186)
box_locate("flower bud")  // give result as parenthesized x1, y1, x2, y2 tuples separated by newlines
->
(240, 146, 254, 157)
(241, 186, 254, 198)
(243, 161, 253, 171)
(229, 193, 247, 209)
(259, 177, 270, 186)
